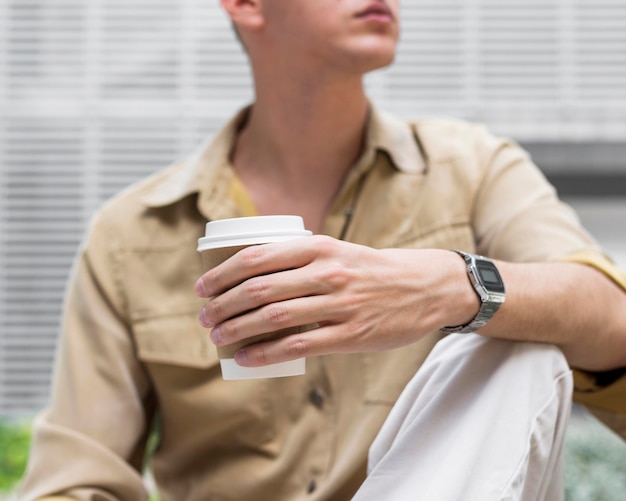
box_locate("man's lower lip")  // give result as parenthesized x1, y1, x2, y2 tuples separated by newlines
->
(357, 13, 393, 23)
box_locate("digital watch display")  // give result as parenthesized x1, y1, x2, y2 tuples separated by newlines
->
(476, 260, 505, 294)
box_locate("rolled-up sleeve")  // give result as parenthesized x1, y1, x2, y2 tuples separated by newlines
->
(468, 132, 626, 439)
(19, 213, 154, 501)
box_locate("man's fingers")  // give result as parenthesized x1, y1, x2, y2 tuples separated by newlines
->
(208, 295, 336, 346)
(199, 261, 334, 327)
(233, 324, 352, 367)
(196, 236, 321, 297)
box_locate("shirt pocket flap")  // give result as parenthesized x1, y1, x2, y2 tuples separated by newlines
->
(133, 313, 218, 369)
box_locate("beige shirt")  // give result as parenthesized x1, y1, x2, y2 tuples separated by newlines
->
(20, 106, 626, 501)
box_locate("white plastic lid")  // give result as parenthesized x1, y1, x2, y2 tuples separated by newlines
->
(197, 215, 312, 251)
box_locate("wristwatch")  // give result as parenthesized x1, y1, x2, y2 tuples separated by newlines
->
(440, 250, 506, 334)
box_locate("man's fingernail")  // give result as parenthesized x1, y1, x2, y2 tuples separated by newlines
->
(210, 327, 221, 344)
(235, 349, 247, 366)
(195, 279, 206, 297)
(199, 307, 212, 328)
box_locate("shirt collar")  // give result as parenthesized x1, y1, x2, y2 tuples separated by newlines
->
(366, 105, 426, 175)
(142, 103, 426, 209)
(142, 108, 248, 209)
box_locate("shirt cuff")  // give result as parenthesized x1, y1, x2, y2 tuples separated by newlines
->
(573, 367, 626, 414)
(574, 367, 626, 441)
(556, 249, 626, 292)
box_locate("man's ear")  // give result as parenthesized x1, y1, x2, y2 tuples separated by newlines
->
(220, 0, 264, 30)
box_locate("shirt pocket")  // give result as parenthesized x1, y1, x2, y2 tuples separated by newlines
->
(133, 312, 217, 368)
(133, 313, 277, 448)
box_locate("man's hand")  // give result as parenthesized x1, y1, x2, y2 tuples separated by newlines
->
(195, 236, 477, 367)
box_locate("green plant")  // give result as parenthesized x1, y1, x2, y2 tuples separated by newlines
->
(565, 412, 626, 501)
(0, 419, 32, 492)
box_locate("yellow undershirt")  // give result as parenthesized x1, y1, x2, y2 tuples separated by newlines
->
(229, 175, 259, 217)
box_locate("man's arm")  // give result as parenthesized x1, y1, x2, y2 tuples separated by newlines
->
(197, 239, 626, 372)
(481, 258, 626, 371)
(19, 215, 153, 501)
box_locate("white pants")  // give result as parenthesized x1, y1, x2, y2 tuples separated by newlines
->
(353, 334, 573, 501)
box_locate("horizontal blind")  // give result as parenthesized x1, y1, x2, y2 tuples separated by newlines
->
(1, 120, 84, 413)
(370, 0, 626, 139)
(1, 0, 625, 416)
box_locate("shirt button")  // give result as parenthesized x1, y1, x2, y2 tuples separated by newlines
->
(309, 388, 325, 409)
(307, 479, 317, 494)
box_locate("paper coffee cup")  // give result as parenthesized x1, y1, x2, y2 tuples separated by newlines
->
(197, 216, 313, 380)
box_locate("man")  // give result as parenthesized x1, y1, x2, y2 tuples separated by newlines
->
(20, 1, 626, 500)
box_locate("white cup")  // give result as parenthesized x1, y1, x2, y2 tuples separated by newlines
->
(197, 215, 312, 380)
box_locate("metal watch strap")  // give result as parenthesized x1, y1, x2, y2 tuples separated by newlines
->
(440, 250, 506, 334)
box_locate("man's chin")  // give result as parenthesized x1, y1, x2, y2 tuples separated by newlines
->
(339, 39, 397, 73)
(355, 51, 396, 75)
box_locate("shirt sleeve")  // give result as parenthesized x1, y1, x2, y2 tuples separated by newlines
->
(471, 133, 602, 263)
(469, 131, 626, 439)
(18, 213, 154, 501)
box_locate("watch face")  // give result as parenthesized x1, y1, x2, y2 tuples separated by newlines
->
(476, 260, 505, 293)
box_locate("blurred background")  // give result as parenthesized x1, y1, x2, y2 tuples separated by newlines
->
(0, 0, 624, 498)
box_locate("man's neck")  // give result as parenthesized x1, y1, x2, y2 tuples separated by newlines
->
(229, 68, 371, 232)
(233, 74, 369, 191)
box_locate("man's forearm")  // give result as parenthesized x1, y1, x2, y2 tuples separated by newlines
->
(479, 261, 626, 371)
